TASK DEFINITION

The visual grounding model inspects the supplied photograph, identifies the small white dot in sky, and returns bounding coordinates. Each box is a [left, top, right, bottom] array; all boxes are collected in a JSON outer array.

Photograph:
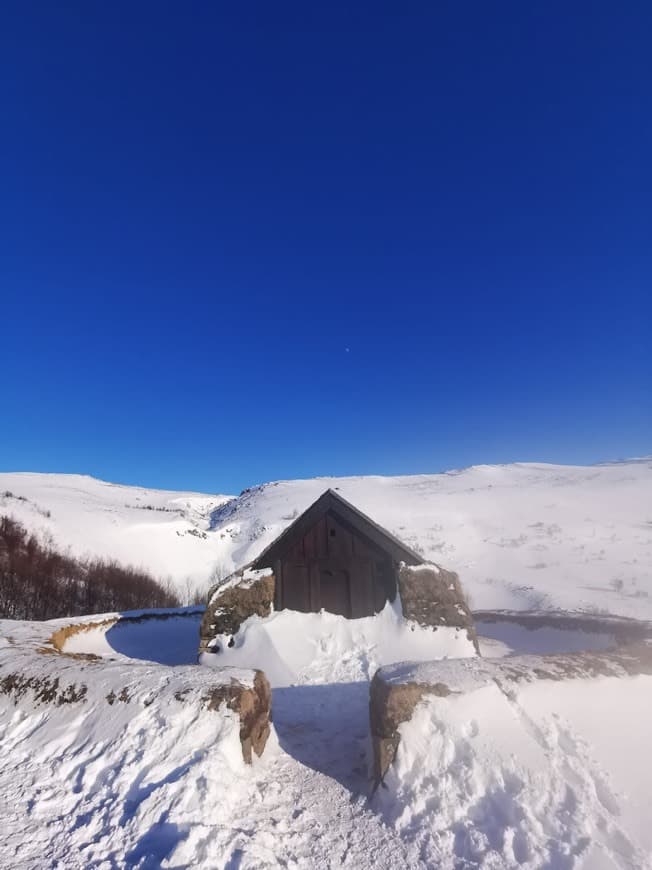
[[345, 347, 350, 353]]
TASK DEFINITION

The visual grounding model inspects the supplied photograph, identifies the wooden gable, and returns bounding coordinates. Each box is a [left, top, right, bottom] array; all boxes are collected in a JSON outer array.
[[250, 489, 423, 618]]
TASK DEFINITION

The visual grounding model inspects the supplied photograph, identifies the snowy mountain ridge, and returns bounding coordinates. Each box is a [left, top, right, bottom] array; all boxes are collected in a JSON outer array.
[[1, 458, 651, 617]]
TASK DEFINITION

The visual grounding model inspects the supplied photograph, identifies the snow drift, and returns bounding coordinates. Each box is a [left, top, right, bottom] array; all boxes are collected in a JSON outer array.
[[374, 655, 652, 869], [200, 603, 478, 688], [0, 615, 272, 868], [2, 607, 651, 867]]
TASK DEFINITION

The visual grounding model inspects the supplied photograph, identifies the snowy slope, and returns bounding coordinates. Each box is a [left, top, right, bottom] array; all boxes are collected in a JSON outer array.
[[210, 461, 652, 618], [0, 614, 395, 868], [2, 459, 652, 615], [0, 473, 232, 590], [0, 615, 266, 869], [379, 666, 652, 868]]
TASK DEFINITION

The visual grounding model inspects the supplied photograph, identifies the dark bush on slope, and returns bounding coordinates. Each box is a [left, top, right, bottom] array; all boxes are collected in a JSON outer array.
[[0, 515, 180, 620]]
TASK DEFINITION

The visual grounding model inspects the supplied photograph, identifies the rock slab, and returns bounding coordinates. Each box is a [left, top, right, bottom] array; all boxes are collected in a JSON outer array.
[[199, 570, 275, 654], [206, 670, 272, 763], [398, 563, 479, 651]]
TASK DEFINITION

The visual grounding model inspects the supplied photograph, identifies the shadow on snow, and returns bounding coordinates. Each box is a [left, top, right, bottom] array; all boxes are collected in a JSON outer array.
[[271, 681, 373, 794], [104, 614, 202, 665]]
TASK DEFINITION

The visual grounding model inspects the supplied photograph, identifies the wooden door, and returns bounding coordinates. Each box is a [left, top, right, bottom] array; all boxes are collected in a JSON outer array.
[[349, 558, 375, 618], [282, 563, 310, 612], [319, 567, 351, 617]]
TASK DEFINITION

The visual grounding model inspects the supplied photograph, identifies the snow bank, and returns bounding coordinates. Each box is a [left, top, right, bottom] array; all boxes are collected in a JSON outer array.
[[200, 603, 477, 687], [0, 617, 272, 868], [378, 672, 652, 868], [476, 618, 617, 656]]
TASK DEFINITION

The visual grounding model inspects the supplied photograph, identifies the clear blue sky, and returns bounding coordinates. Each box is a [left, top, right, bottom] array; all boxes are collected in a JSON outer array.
[[1, 3, 650, 494]]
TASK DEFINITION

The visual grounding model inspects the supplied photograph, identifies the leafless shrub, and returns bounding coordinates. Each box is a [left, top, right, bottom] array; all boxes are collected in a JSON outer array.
[[208, 561, 229, 588], [182, 576, 207, 606], [0, 515, 180, 620]]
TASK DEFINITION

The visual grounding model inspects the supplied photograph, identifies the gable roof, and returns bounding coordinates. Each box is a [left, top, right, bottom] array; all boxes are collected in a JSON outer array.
[[250, 488, 424, 568]]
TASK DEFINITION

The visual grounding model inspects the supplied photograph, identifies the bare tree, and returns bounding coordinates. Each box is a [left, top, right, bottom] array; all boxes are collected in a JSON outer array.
[[208, 560, 230, 589], [182, 576, 208, 606], [0, 515, 181, 620]]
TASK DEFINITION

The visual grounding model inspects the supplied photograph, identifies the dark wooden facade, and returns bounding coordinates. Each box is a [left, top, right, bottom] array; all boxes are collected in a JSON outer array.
[[250, 489, 423, 619]]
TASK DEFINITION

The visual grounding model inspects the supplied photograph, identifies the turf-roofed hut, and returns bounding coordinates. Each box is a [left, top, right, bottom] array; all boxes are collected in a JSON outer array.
[[254, 488, 424, 618], [199, 489, 477, 654]]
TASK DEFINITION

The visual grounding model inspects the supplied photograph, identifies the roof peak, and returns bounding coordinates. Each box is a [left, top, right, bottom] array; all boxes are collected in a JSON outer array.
[[251, 487, 424, 569]]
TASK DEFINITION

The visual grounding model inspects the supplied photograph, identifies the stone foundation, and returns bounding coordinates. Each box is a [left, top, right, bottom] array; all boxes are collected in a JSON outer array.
[[198, 568, 275, 655], [398, 562, 479, 652], [369, 670, 452, 783], [206, 670, 272, 763]]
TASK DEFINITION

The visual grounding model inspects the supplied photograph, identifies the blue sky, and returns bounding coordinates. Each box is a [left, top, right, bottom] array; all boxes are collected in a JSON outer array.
[[1, 3, 650, 494]]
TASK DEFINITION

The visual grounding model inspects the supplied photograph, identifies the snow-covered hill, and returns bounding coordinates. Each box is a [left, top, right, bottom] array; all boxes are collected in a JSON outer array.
[[2, 459, 652, 616], [0, 473, 232, 591]]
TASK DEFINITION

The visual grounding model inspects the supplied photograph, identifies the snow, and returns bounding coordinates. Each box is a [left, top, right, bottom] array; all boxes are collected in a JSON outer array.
[[0, 684, 250, 867], [209, 565, 274, 601], [0, 610, 475, 869], [0, 616, 267, 868], [2, 458, 651, 613], [210, 461, 652, 619], [2, 460, 652, 866], [200, 603, 477, 687], [378, 672, 652, 868], [55, 607, 624, 673], [2, 605, 652, 867], [0, 473, 232, 591], [407, 561, 441, 573]]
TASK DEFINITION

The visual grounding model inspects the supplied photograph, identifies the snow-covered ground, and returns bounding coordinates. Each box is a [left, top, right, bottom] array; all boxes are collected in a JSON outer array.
[[2, 458, 651, 614], [475, 618, 618, 657], [2, 459, 652, 867], [377, 658, 652, 869], [62, 609, 204, 665], [2, 609, 651, 868], [0, 615, 266, 869], [0, 609, 478, 869], [57, 607, 632, 667], [199, 603, 477, 687]]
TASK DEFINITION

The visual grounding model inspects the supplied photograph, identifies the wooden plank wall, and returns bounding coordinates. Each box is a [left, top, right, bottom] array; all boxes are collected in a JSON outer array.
[[277, 510, 396, 617]]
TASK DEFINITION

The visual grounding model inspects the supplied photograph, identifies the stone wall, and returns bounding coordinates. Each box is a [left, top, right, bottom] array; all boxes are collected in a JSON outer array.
[[369, 638, 652, 784], [397, 562, 479, 652], [369, 670, 451, 784], [198, 568, 275, 655], [1, 617, 273, 764], [206, 670, 271, 763]]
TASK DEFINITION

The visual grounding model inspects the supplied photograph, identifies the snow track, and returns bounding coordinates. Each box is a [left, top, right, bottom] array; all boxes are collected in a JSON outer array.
[[2, 607, 652, 867], [380, 674, 652, 868], [176, 682, 419, 868]]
